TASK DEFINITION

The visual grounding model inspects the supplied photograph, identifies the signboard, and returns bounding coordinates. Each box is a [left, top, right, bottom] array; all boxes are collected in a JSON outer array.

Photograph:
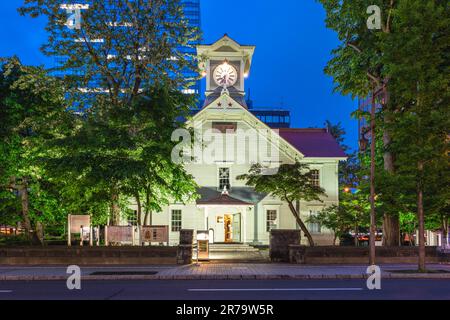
[[67, 214, 91, 246], [69, 215, 90, 234], [141, 226, 169, 243], [106, 226, 133, 244]]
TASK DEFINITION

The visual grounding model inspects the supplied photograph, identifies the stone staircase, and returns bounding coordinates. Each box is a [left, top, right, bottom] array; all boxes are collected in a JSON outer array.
[[209, 243, 260, 252], [196, 243, 269, 262]]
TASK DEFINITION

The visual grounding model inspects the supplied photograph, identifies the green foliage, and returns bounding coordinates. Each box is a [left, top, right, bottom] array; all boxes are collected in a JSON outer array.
[[19, 0, 201, 109], [238, 162, 326, 204], [238, 161, 326, 246], [319, 0, 449, 253], [10, 1, 202, 229], [0, 57, 69, 241]]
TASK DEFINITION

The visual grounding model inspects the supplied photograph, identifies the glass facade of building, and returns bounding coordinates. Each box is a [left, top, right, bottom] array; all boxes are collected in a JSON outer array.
[[180, 0, 202, 96]]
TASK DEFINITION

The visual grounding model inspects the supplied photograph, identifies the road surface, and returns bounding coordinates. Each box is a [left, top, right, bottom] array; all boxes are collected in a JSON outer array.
[[1, 279, 449, 300]]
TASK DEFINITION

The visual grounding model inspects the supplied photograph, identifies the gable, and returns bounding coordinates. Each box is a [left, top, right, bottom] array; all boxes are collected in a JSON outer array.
[[188, 93, 305, 163], [214, 45, 238, 52]]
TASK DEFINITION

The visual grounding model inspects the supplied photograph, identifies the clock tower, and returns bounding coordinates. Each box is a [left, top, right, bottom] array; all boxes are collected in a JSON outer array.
[[197, 35, 255, 108]]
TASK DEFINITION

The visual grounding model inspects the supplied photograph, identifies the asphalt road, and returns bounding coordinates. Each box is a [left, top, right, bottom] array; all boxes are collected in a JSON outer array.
[[0, 279, 450, 300]]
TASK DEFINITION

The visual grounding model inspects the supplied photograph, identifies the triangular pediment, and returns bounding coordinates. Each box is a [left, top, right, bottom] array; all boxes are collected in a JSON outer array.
[[214, 45, 238, 53], [187, 93, 306, 162], [197, 34, 255, 61]]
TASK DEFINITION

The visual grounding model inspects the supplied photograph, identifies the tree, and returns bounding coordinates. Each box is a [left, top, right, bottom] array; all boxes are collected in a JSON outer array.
[[0, 57, 68, 244], [382, 0, 449, 271], [318, 0, 401, 246], [44, 85, 199, 226], [307, 205, 349, 246], [238, 162, 326, 246], [19, 0, 200, 109], [325, 120, 349, 153], [20, 0, 201, 225]]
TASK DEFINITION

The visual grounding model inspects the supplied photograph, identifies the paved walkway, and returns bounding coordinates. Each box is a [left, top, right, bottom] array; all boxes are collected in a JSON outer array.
[[0, 263, 449, 280]]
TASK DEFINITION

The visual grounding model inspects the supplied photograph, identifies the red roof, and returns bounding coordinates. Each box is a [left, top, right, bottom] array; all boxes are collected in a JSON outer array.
[[277, 128, 347, 158], [197, 193, 253, 206]]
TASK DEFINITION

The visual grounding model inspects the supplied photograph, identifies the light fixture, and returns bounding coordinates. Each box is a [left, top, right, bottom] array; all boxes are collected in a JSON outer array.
[[244, 72, 249, 78]]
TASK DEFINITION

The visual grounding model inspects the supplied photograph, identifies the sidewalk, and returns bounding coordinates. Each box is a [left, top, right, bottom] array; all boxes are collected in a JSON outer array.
[[1, 263, 450, 281]]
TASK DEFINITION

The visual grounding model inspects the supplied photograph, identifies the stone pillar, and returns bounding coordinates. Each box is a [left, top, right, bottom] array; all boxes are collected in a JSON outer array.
[[177, 229, 194, 264], [269, 229, 301, 262]]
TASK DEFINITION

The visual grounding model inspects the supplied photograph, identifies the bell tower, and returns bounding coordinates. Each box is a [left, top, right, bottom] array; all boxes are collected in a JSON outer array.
[[197, 35, 255, 108]]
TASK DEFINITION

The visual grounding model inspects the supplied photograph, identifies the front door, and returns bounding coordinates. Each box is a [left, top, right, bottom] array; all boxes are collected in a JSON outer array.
[[224, 215, 233, 243]]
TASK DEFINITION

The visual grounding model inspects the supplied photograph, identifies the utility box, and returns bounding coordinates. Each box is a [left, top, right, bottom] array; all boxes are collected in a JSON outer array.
[[197, 230, 210, 261]]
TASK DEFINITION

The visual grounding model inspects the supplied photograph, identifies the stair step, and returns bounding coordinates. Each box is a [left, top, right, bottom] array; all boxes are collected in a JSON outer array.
[[209, 249, 260, 253]]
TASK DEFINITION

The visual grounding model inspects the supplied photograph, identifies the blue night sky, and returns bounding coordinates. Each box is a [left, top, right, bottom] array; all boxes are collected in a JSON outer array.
[[0, 0, 358, 150]]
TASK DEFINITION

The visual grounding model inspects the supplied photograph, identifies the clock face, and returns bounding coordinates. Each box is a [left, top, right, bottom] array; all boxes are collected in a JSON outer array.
[[213, 63, 238, 87]]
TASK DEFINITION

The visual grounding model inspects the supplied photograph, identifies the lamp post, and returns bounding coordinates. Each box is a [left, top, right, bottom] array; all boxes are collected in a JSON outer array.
[[368, 88, 377, 266]]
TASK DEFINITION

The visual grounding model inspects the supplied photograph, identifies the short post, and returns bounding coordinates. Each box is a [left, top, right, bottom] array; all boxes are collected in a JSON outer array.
[[105, 225, 109, 246], [80, 225, 84, 246], [137, 226, 141, 246], [89, 226, 93, 247]]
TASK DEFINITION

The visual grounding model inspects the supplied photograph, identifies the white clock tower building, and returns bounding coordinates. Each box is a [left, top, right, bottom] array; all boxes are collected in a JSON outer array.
[[197, 34, 255, 108]]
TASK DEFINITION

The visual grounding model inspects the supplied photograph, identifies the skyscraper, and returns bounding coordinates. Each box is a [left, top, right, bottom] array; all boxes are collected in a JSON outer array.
[[180, 0, 202, 96]]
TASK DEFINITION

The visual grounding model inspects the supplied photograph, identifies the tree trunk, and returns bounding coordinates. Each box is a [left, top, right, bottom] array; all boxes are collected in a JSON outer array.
[[35, 221, 44, 245], [110, 190, 121, 226], [135, 193, 142, 226], [18, 179, 33, 240], [17, 178, 43, 245], [442, 216, 448, 245], [143, 187, 152, 226], [417, 161, 426, 272], [382, 213, 400, 246], [287, 201, 315, 246], [382, 93, 400, 246], [354, 222, 359, 247]]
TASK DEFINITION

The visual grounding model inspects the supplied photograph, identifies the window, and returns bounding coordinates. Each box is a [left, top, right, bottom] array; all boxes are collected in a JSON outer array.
[[266, 210, 277, 232], [171, 210, 182, 232], [307, 210, 321, 233], [127, 210, 137, 226], [212, 122, 237, 133], [311, 169, 320, 187], [219, 168, 231, 191]]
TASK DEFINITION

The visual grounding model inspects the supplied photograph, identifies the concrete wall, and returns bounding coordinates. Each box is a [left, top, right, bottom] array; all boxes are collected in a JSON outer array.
[[289, 246, 444, 264], [0, 247, 177, 265]]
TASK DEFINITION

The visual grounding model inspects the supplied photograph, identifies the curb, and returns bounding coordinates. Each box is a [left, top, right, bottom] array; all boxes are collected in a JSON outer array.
[[1, 273, 450, 281]]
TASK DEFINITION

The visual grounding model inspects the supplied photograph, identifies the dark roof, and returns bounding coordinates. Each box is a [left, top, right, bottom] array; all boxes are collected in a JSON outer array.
[[197, 193, 252, 206], [278, 128, 347, 158], [196, 187, 267, 205]]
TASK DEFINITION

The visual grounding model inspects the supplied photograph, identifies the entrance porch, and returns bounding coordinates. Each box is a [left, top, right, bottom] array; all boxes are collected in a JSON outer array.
[[197, 190, 253, 244]]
